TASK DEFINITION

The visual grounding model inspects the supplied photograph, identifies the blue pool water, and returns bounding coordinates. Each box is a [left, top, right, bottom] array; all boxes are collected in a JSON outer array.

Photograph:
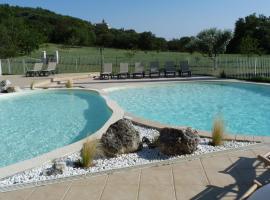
[[0, 90, 112, 167], [109, 82, 270, 136]]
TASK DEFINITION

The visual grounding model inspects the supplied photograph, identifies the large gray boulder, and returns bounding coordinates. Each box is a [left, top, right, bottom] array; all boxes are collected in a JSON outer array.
[[101, 119, 142, 157], [158, 127, 200, 156]]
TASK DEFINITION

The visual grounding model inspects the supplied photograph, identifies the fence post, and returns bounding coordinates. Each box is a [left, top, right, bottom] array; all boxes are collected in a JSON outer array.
[[43, 51, 46, 64], [75, 58, 78, 72], [8, 59, 11, 74], [55, 50, 59, 64], [99, 48, 104, 73], [0, 59, 2, 76], [22, 59, 26, 74], [254, 58, 257, 76]]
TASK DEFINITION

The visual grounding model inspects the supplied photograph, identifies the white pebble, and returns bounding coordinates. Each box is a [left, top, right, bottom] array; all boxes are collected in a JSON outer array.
[[0, 125, 254, 188]]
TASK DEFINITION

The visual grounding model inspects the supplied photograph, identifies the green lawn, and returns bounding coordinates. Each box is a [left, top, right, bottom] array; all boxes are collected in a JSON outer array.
[[1, 43, 270, 77]]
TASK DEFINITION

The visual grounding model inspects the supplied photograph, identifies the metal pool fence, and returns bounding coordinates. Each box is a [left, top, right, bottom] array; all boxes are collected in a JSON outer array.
[[1, 55, 270, 79]]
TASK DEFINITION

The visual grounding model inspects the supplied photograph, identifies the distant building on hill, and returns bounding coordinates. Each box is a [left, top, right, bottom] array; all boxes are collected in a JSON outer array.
[[94, 19, 111, 29]]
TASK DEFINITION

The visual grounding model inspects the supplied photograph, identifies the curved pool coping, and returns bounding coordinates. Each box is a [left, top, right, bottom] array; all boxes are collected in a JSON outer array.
[[102, 79, 270, 143], [0, 88, 124, 179]]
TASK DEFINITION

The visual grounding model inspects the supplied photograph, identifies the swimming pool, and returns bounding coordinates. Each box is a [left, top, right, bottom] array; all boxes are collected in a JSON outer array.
[[109, 81, 270, 136], [0, 90, 112, 168]]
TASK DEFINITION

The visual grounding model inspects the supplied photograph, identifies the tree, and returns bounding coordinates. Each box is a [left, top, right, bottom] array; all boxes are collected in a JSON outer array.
[[196, 28, 232, 58], [17, 28, 41, 55], [0, 16, 41, 57], [152, 37, 168, 51], [0, 24, 16, 58], [227, 14, 270, 54], [194, 28, 232, 68], [138, 32, 154, 50], [239, 35, 261, 56], [167, 37, 192, 52], [185, 36, 197, 54]]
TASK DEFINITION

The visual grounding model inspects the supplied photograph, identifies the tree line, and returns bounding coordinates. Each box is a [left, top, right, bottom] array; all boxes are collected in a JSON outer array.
[[0, 4, 269, 58]]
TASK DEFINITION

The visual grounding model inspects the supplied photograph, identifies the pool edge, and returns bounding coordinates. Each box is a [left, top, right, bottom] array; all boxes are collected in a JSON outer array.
[[125, 111, 269, 144], [104, 78, 270, 142], [0, 88, 124, 180]]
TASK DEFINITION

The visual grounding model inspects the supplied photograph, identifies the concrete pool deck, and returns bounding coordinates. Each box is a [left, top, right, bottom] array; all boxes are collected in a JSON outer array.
[[0, 74, 270, 199], [0, 144, 269, 200]]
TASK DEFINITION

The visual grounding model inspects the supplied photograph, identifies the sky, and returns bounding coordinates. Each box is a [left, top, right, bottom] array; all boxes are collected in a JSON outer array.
[[1, 0, 270, 40]]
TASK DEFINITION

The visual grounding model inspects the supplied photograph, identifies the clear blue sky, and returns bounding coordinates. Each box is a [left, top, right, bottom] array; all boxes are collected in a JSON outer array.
[[1, 0, 270, 39]]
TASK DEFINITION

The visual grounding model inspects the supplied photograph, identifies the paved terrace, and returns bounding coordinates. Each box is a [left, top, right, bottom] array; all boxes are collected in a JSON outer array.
[[0, 74, 269, 199], [0, 73, 216, 89], [0, 73, 94, 88], [0, 144, 269, 200]]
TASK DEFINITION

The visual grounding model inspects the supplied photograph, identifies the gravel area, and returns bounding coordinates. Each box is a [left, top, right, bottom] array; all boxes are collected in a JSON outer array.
[[0, 125, 254, 187]]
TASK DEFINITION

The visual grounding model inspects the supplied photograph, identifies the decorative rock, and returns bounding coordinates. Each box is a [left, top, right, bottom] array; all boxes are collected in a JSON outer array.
[[0, 80, 11, 92], [6, 86, 21, 93], [142, 136, 159, 149], [41, 160, 66, 176], [142, 136, 151, 146], [41, 168, 54, 176], [53, 160, 66, 172], [101, 119, 142, 156], [158, 127, 200, 156]]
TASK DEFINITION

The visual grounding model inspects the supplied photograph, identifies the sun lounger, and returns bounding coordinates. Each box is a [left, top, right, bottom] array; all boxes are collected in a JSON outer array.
[[240, 151, 270, 199], [100, 63, 113, 79], [240, 180, 263, 200], [149, 61, 160, 78], [258, 152, 270, 167], [26, 63, 43, 77], [179, 61, 192, 77], [132, 62, 145, 78], [40, 62, 57, 76], [164, 61, 176, 77], [117, 63, 129, 79]]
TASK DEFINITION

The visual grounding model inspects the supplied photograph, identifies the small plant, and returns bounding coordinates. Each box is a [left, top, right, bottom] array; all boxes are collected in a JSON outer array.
[[211, 116, 225, 146], [219, 70, 226, 78], [30, 81, 35, 90], [65, 79, 73, 88], [80, 140, 99, 168]]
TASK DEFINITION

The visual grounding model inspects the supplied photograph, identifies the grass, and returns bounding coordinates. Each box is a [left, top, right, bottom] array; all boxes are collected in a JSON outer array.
[[65, 79, 73, 88], [80, 140, 99, 168], [211, 116, 225, 146], [2, 43, 270, 77]]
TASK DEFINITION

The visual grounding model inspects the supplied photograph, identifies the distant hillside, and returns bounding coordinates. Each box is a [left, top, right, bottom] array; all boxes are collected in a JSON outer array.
[[0, 4, 269, 59], [0, 4, 170, 58]]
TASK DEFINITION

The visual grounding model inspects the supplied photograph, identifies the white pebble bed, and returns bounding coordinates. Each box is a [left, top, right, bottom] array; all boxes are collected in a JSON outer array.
[[0, 125, 254, 187]]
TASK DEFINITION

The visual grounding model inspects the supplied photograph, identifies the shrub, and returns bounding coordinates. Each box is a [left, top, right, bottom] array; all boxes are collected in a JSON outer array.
[[65, 79, 73, 88], [248, 77, 270, 83], [219, 70, 226, 78], [30, 81, 35, 90], [80, 140, 99, 168], [211, 116, 225, 146]]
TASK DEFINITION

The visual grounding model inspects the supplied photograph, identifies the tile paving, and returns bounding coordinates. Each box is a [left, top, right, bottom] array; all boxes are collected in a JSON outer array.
[[0, 144, 269, 200]]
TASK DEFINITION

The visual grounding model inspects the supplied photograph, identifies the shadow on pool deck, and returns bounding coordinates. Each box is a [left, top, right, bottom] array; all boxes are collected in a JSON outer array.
[[191, 156, 270, 200]]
